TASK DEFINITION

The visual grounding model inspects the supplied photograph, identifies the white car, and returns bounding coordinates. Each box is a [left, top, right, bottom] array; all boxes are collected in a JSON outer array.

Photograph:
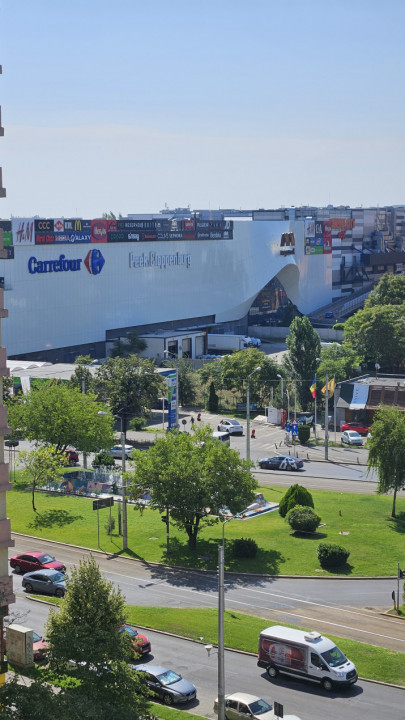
[[214, 692, 301, 720], [107, 445, 134, 460], [217, 419, 243, 435], [341, 430, 363, 446]]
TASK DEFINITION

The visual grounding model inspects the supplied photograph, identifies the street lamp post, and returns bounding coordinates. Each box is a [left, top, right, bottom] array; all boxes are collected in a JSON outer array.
[[246, 366, 261, 462], [324, 371, 329, 462], [98, 410, 128, 551]]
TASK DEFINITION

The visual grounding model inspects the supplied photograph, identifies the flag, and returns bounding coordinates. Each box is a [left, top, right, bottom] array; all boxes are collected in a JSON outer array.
[[310, 378, 317, 398], [321, 378, 336, 395]]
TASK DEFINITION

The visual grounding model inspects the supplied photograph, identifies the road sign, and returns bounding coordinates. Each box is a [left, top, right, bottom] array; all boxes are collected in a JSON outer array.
[[285, 421, 291, 432], [93, 496, 114, 510], [274, 701, 283, 718], [291, 422, 298, 437]]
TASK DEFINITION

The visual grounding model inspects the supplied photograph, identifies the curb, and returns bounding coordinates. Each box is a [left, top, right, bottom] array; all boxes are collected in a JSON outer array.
[[10, 532, 397, 580]]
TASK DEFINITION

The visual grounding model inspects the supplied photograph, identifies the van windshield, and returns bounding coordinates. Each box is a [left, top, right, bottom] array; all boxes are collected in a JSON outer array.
[[321, 646, 347, 668]]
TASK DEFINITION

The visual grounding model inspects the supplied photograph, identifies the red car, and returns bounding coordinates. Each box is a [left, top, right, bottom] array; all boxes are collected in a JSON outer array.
[[64, 449, 79, 466], [119, 624, 151, 657], [340, 422, 370, 436], [9, 552, 66, 575]]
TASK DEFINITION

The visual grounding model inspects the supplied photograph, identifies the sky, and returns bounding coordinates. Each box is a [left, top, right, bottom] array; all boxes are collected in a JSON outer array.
[[0, 0, 404, 218]]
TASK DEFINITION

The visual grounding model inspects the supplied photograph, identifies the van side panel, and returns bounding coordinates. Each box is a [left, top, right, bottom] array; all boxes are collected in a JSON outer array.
[[259, 636, 308, 673]]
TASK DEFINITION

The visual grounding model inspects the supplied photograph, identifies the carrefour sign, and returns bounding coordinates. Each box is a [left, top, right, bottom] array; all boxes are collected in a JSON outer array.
[[28, 249, 105, 275]]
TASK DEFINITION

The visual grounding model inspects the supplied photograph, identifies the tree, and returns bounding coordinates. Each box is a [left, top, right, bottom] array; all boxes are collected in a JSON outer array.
[[367, 405, 405, 518], [317, 343, 363, 385], [8, 382, 114, 455], [279, 484, 314, 518], [161, 357, 197, 406], [110, 331, 147, 358], [365, 273, 405, 308], [69, 354, 96, 393], [201, 349, 280, 407], [208, 381, 219, 412], [95, 356, 164, 436], [129, 427, 257, 550], [285, 317, 321, 410], [44, 555, 150, 720], [18, 445, 66, 512], [344, 305, 405, 369]]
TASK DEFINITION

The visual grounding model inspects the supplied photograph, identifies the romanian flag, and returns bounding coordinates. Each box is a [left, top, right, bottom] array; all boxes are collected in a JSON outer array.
[[310, 378, 317, 398], [321, 378, 336, 395]]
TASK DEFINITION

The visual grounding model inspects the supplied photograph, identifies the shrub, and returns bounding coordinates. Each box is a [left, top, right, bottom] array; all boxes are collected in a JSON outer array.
[[104, 516, 116, 535], [287, 505, 321, 533], [298, 424, 311, 444], [279, 484, 314, 518], [92, 451, 115, 468], [317, 543, 350, 569], [130, 417, 147, 431], [232, 537, 258, 559]]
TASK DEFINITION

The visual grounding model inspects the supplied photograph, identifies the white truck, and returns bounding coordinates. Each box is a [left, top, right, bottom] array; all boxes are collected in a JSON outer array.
[[257, 625, 357, 691], [207, 334, 261, 353]]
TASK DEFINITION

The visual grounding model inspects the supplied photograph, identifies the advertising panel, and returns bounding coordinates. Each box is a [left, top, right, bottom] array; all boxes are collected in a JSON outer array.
[[304, 219, 315, 237], [35, 219, 54, 233], [315, 221, 323, 236], [36, 234, 55, 244], [323, 236, 332, 253], [160, 369, 178, 430], [0, 220, 12, 245], [12, 218, 35, 246], [54, 232, 91, 243], [91, 219, 108, 243], [108, 231, 140, 243]]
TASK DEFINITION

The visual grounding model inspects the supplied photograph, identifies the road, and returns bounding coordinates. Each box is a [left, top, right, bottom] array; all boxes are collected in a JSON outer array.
[[10, 536, 405, 652]]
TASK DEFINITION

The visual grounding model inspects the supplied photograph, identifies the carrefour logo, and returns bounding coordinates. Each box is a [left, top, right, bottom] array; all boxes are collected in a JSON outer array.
[[28, 250, 105, 276]]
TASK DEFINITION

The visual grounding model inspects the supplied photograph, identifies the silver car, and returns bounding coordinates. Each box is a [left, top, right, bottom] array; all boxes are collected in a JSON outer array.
[[22, 568, 66, 597], [107, 445, 134, 460], [341, 430, 363, 446]]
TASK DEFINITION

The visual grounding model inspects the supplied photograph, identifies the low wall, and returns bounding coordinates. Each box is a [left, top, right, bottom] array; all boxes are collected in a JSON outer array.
[[249, 325, 344, 342]]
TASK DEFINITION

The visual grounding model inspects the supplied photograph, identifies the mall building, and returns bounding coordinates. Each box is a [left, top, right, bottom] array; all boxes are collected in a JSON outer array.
[[0, 205, 403, 363]]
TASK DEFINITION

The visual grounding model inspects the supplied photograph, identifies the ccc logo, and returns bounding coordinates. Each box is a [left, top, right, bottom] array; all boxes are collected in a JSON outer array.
[[37, 221, 52, 231]]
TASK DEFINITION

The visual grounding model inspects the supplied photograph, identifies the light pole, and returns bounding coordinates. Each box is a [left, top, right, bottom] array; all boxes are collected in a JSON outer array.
[[163, 349, 179, 430], [324, 371, 329, 462], [246, 366, 261, 462], [314, 357, 321, 442], [98, 410, 128, 551]]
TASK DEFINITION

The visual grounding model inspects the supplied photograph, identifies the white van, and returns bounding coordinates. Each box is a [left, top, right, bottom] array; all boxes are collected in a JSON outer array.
[[258, 625, 357, 691]]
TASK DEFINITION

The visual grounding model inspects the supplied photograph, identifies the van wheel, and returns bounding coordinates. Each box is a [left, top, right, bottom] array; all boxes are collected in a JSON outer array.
[[322, 678, 333, 692], [266, 665, 278, 678]]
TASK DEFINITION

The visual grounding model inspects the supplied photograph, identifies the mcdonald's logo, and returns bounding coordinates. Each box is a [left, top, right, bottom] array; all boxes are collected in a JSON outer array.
[[74, 220, 82, 231]]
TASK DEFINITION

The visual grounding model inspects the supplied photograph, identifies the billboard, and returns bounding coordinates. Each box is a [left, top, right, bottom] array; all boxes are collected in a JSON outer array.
[[12, 218, 35, 245]]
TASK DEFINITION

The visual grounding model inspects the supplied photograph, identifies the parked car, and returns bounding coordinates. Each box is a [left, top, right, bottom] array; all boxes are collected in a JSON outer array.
[[63, 449, 79, 466], [258, 456, 303, 471], [107, 445, 134, 460], [3, 628, 49, 662], [214, 693, 275, 720], [133, 664, 197, 705], [297, 415, 314, 426], [153, 397, 169, 410], [119, 624, 151, 656], [340, 421, 370, 436], [10, 551, 66, 575], [341, 430, 363, 446], [217, 419, 243, 435], [22, 568, 67, 597]]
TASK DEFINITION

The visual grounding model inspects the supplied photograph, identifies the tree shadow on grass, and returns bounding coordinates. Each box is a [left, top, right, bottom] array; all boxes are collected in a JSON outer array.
[[386, 512, 405, 535], [28, 509, 84, 530], [290, 531, 328, 540]]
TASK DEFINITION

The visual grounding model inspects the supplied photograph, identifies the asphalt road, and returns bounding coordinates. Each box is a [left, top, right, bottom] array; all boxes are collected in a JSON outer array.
[[10, 536, 405, 652]]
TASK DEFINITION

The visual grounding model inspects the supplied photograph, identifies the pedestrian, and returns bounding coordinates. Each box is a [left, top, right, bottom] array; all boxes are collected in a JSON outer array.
[[191, 416, 195, 429]]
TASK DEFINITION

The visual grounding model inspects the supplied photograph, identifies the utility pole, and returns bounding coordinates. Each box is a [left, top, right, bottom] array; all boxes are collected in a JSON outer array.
[[325, 372, 329, 461], [246, 366, 261, 461]]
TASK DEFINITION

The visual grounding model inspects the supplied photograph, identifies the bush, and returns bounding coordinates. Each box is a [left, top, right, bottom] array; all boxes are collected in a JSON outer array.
[[287, 505, 321, 533], [130, 417, 147, 431], [279, 484, 314, 518], [298, 424, 311, 444], [92, 451, 115, 468], [317, 543, 350, 569], [232, 537, 258, 559]]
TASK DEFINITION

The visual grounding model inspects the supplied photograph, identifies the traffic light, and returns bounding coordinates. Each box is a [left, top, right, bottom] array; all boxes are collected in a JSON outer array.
[[161, 515, 169, 525]]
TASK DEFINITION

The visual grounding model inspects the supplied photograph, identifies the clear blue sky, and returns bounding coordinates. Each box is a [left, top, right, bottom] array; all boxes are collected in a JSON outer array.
[[1, 0, 404, 217]]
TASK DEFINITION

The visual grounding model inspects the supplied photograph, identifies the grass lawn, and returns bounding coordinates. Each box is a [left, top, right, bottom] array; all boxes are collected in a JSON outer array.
[[9, 472, 405, 576]]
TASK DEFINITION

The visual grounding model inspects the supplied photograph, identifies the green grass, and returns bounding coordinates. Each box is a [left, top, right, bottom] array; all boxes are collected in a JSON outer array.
[[9, 471, 405, 576]]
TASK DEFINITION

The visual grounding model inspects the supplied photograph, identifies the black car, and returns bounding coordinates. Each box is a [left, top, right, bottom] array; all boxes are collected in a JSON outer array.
[[258, 455, 303, 471], [133, 664, 197, 706]]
